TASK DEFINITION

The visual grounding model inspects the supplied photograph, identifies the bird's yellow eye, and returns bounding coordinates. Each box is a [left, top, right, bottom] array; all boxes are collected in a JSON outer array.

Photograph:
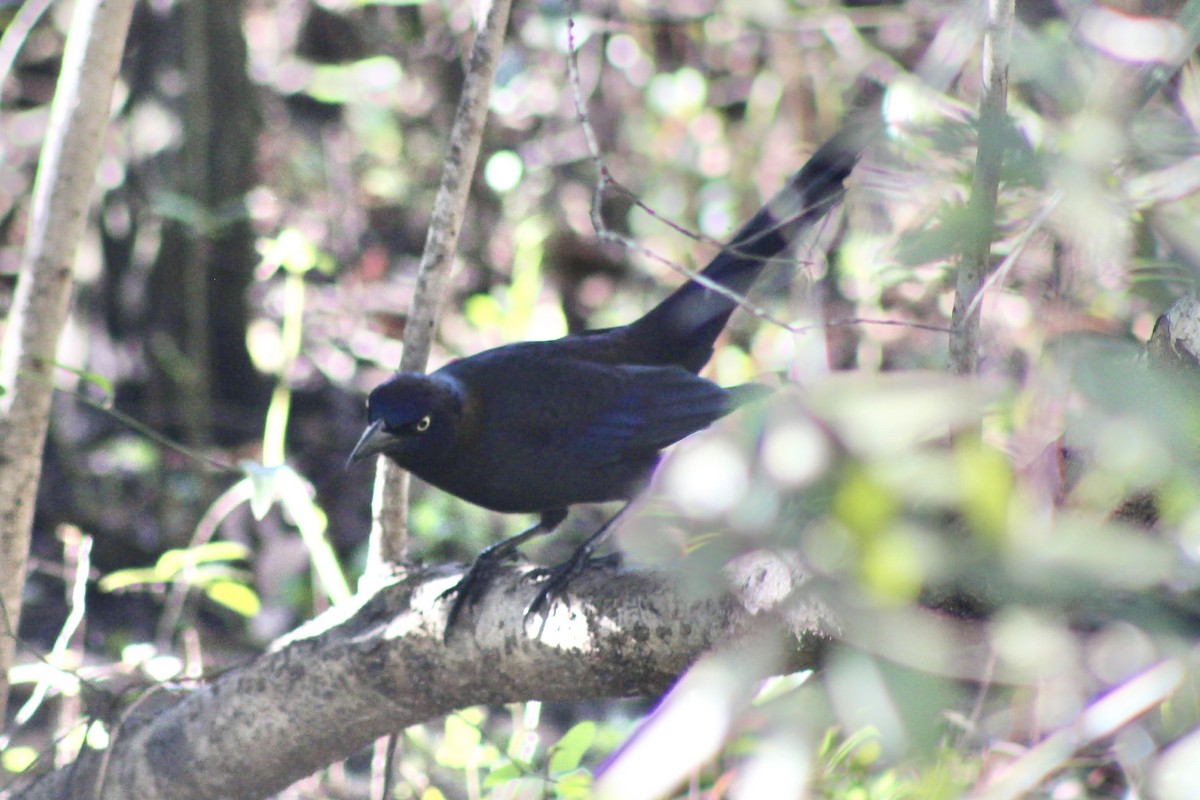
[[416, 415, 432, 432]]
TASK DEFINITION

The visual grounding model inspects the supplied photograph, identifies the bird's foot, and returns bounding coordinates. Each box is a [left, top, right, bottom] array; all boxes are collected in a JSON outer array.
[[440, 553, 504, 642], [439, 517, 560, 642], [525, 505, 631, 624], [526, 551, 622, 583], [525, 550, 623, 620]]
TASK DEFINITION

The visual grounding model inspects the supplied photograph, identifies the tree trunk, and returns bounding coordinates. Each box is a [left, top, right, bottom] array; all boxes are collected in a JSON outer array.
[[0, 0, 137, 729]]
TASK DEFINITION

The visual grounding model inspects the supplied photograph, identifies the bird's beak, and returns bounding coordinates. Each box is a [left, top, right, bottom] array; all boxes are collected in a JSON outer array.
[[346, 419, 394, 467]]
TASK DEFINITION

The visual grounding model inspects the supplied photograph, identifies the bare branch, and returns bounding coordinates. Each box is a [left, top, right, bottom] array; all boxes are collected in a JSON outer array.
[[366, 0, 517, 572], [0, 0, 136, 726], [948, 0, 1014, 375], [14, 558, 831, 800]]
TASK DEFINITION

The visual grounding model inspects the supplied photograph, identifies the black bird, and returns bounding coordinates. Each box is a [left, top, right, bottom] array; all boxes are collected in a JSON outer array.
[[350, 119, 874, 632]]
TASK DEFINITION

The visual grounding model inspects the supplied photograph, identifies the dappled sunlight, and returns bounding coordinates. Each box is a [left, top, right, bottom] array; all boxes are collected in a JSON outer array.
[[6, 0, 1200, 795]]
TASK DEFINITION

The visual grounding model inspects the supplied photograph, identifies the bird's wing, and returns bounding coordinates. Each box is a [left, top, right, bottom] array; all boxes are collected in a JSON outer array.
[[573, 365, 733, 466]]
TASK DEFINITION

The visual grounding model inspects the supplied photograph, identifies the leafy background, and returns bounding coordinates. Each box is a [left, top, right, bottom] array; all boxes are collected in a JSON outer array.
[[4, 0, 1200, 797]]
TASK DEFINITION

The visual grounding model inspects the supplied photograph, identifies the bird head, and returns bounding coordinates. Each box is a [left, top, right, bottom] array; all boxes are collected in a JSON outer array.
[[347, 373, 463, 468]]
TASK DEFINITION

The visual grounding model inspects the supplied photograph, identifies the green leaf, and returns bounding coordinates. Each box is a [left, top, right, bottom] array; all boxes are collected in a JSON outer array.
[[437, 709, 484, 769], [188, 541, 251, 565], [261, 228, 319, 276], [827, 726, 882, 770], [102, 543, 250, 592], [204, 580, 262, 617], [33, 359, 115, 405], [306, 56, 403, 105], [893, 204, 974, 267], [188, 564, 254, 587], [96, 436, 158, 473], [834, 468, 897, 540], [955, 438, 1014, 541], [548, 721, 595, 775], [752, 670, 813, 705], [155, 548, 189, 580], [98, 567, 162, 592], [239, 465, 280, 521], [483, 762, 521, 788], [2, 745, 39, 773], [861, 527, 924, 602], [553, 769, 593, 799], [464, 293, 502, 331]]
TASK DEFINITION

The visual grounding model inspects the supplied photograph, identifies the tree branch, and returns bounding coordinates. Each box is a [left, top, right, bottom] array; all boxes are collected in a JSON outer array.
[[0, 0, 136, 726], [948, 0, 1014, 375], [366, 0, 516, 570], [15, 556, 831, 800]]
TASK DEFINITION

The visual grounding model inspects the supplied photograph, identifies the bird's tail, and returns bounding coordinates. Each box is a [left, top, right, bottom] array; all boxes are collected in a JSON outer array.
[[628, 109, 881, 372]]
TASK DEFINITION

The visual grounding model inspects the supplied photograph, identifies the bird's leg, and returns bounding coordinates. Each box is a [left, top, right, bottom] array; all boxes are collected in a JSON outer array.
[[442, 508, 568, 640], [526, 503, 631, 619]]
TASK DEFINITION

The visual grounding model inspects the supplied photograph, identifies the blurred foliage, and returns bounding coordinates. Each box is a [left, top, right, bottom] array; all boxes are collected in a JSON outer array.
[[100, 541, 261, 618], [5, 0, 1200, 797]]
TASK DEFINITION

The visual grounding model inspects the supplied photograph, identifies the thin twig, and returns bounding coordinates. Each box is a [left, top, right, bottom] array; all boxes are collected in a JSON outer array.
[[14, 527, 91, 730], [156, 479, 255, 648], [948, 0, 1014, 375], [69, 391, 237, 475], [0, 0, 55, 112], [969, 660, 1184, 800], [366, 0, 517, 573], [380, 732, 400, 800], [565, 11, 922, 339], [962, 191, 1061, 321]]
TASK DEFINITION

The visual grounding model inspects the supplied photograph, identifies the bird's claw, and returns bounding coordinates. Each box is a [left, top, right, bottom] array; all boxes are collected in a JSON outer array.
[[441, 556, 501, 642], [524, 551, 623, 621], [524, 569, 569, 622], [439, 519, 560, 642]]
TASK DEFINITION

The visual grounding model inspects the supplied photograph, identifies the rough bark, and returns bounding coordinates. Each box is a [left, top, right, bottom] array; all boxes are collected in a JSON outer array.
[[0, 0, 136, 727], [14, 556, 831, 800]]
